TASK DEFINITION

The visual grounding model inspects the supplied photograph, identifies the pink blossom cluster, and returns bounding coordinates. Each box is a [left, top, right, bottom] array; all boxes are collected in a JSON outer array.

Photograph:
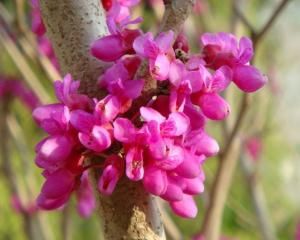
[[0, 76, 40, 110], [32, 75, 97, 217], [33, 0, 267, 218]]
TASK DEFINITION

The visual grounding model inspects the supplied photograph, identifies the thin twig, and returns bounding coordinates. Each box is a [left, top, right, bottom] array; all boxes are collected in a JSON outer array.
[[158, 201, 183, 240], [240, 154, 277, 240], [0, 4, 61, 82], [233, 3, 256, 34], [200, 1, 291, 239], [0, 28, 51, 103], [62, 204, 72, 240], [0, 98, 34, 240], [254, 0, 291, 46]]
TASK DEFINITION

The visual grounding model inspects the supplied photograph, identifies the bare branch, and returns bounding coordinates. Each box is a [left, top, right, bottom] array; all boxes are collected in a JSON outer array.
[[0, 28, 51, 104], [254, 0, 291, 46], [160, 0, 195, 36], [200, 1, 291, 239]]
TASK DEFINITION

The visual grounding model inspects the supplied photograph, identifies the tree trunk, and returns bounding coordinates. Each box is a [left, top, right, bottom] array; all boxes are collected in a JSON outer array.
[[39, 1, 165, 239]]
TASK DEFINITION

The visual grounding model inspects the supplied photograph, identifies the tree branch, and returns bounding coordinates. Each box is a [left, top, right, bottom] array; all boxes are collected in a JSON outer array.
[[200, 1, 291, 239], [240, 155, 277, 240], [40, 0, 195, 239], [160, 0, 195, 35]]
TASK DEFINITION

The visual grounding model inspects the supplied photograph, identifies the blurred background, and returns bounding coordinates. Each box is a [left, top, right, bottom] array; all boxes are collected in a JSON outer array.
[[0, 0, 299, 239]]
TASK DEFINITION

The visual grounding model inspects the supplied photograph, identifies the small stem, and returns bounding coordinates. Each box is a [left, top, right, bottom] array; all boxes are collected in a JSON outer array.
[[201, 137, 242, 240], [0, 98, 34, 240], [0, 27, 51, 103], [240, 155, 278, 240], [158, 201, 183, 240], [254, 0, 291, 46], [200, 1, 291, 239], [61, 204, 72, 240]]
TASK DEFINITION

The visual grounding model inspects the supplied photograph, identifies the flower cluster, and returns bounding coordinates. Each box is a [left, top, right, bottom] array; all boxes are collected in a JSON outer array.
[[32, 75, 99, 217], [33, 0, 267, 218]]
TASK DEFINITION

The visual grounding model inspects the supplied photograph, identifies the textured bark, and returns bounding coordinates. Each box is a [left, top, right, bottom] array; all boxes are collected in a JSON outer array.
[[40, 0, 108, 98], [160, 0, 195, 35], [40, 1, 165, 239]]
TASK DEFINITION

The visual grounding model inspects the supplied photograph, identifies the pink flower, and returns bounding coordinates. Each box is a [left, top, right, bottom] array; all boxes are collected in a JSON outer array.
[[170, 194, 198, 218], [100, 60, 144, 112], [184, 129, 219, 157], [30, 0, 46, 36], [54, 74, 92, 110], [140, 107, 190, 138], [169, 59, 204, 112], [91, 29, 141, 62], [98, 155, 124, 195], [113, 118, 149, 180], [37, 169, 75, 210], [191, 65, 232, 120], [0, 77, 40, 110], [201, 32, 267, 92], [76, 172, 96, 218], [37, 36, 59, 70], [133, 31, 175, 80], [245, 136, 262, 162], [106, 0, 141, 33], [35, 135, 73, 172], [70, 110, 112, 153], [201, 32, 253, 69], [173, 32, 190, 53], [233, 65, 268, 93]]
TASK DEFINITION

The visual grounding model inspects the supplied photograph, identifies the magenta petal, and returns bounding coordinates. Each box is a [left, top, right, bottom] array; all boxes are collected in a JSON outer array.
[[233, 65, 268, 93], [174, 150, 201, 178], [98, 165, 119, 195], [38, 135, 72, 162], [37, 192, 70, 210], [156, 144, 184, 170], [140, 107, 165, 123], [70, 110, 95, 133], [184, 71, 203, 93], [143, 167, 167, 196], [133, 32, 154, 57], [123, 79, 144, 99], [126, 147, 144, 181], [41, 169, 74, 199], [96, 95, 120, 122], [155, 30, 174, 53], [33, 104, 64, 125], [210, 66, 232, 92], [91, 35, 124, 62], [113, 118, 136, 143], [184, 130, 219, 157], [151, 54, 170, 81], [167, 112, 190, 136], [183, 104, 206, 130], [76, 173, 95, 218], [238, 37, 253, 64], [183, 175, 205, 195], [161, 182, 183, 202], [170, 194, 198, 218], [169, 60, 185, 87], [79, 126, 111, 152], [198, 93, 230, 120]]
